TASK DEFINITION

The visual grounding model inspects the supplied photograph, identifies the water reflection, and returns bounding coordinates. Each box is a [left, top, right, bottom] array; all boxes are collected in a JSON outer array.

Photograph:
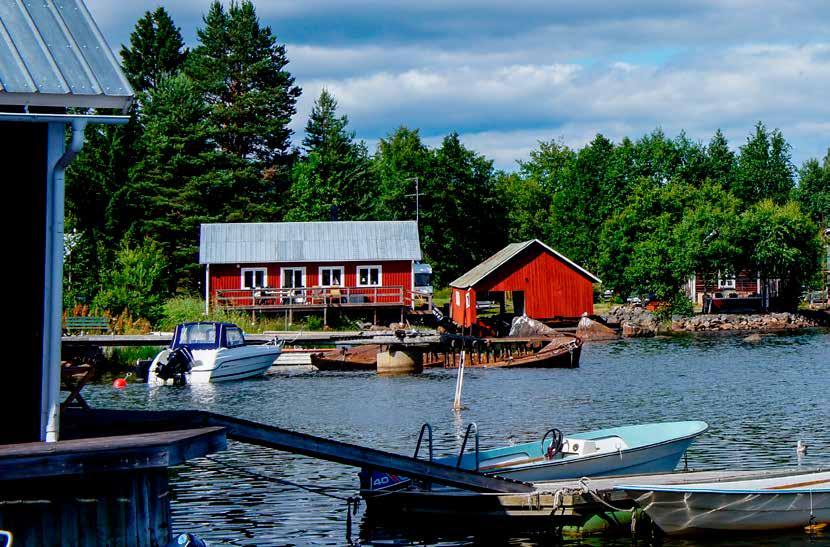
[[85, 331, 830, 546]]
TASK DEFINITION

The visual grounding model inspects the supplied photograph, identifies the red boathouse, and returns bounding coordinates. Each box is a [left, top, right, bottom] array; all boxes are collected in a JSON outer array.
[[200, 221, 424, 323], [449, 239, 601, 328]]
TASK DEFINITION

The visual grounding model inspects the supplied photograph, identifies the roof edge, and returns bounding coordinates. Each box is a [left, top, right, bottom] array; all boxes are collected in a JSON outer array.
[[449, 239, 601, 288]]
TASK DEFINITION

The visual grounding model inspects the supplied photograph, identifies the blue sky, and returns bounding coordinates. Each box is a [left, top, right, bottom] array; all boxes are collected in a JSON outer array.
[[87, 0, 830, 170]]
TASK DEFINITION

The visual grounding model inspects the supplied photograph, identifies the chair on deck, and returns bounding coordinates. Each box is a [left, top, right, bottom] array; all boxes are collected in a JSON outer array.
[[60, 362, 95, 410]]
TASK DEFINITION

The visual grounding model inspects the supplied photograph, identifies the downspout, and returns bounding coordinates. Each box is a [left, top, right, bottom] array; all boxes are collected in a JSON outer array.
[[42, 119, 88, 442], [205, 264, 210, 315]]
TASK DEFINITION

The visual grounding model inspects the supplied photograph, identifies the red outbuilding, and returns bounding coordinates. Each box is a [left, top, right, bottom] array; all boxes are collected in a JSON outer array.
[[449, 239, 600, 327]]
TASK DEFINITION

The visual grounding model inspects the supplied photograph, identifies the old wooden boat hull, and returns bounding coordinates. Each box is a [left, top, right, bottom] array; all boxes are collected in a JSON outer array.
[[618, 470, 830, 534], [311, 344, 380, 371]]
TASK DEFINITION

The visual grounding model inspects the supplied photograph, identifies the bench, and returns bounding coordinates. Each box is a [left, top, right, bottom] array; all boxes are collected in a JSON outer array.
[[65, 316, 110, 334]]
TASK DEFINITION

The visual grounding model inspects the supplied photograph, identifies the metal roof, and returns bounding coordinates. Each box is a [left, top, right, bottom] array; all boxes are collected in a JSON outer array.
[[200, 221, 423, 264], [0, 0, 133, 111], [450, 239, 601, 288]]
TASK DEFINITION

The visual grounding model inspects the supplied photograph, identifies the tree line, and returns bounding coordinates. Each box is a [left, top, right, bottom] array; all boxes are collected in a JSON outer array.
[[65, 2, 829, 321]]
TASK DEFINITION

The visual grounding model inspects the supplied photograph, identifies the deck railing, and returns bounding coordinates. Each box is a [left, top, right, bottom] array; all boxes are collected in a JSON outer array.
[[215, 286, 430, 310]]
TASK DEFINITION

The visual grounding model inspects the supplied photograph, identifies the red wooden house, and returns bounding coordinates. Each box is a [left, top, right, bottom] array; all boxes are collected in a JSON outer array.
[[449, 239, 601, 327], [200, 221, 423, 322]]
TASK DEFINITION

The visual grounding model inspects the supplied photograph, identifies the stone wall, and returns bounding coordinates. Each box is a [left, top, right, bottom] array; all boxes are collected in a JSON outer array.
[[603, 305, 818, 337]]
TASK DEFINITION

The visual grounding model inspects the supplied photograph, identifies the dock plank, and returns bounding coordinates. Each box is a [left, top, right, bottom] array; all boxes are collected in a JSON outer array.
[[0, 427, 226, 480]]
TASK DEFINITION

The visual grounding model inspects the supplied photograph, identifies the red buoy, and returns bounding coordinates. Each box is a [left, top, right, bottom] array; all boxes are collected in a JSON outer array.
[[113, 378, 127, 389]]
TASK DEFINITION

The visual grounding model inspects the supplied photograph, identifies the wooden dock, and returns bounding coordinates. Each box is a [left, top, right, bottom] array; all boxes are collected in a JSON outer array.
[[60, 329, 428, 347], [363, 468, 824, 531], [0, 427, 226, 546]]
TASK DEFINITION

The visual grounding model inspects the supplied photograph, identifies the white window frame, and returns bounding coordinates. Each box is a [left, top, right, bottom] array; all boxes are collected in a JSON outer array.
[[718, 272, 736, 289], [280, 267, 307, 289], [241, 267, 268, 289], [318, 266, 345, 287], [356, 264, 382, 287]]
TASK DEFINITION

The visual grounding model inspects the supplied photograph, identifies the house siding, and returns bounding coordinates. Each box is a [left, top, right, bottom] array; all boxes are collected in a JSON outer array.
[[208, 260, 412, 302]]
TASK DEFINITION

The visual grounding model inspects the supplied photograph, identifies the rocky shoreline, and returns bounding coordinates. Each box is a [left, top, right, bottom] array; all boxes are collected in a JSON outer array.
[[600, 305, 821, 338]]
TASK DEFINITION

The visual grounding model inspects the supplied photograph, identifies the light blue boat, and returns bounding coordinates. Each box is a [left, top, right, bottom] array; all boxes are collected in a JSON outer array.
[[363, 421, 708, 491]]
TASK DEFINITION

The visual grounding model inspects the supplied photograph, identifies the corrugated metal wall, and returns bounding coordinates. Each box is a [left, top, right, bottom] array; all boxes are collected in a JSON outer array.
[[451, 247, 594, 326]]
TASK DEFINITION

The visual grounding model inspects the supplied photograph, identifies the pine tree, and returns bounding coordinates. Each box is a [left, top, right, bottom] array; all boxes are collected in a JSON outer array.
[[285, 90, 373, 221], [116, 74, 221, 292], [187, 0, 301, 166], [120, 7, 187, 93]]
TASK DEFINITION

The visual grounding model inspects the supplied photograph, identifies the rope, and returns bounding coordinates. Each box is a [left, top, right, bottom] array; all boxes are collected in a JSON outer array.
[[202, 456, 361, 545], [578, 477, 636, 513]]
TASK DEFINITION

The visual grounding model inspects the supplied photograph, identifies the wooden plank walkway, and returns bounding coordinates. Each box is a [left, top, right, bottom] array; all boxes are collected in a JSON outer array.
[[0, 427, 226, 481], [62, 408, 534, 494]]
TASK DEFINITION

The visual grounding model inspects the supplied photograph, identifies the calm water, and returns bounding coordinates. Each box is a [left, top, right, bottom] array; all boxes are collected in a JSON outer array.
[[85, 331, 830, 546]]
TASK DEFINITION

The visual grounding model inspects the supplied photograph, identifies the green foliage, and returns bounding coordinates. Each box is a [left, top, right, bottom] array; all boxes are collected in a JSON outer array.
[[736, 200, 822, 304], [120, 7, 187, 92], [285, 90, 374, 221], [421, 133, 507, 285], [186, 0, 301, 167], [92, 240, 168, 322], [371, 126, 431, 221], [796, 150, 830, 227], [733, 122, 795, 205]]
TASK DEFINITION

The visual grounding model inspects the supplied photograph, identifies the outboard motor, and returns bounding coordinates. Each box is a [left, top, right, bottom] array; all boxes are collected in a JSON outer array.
[[155, 347, 193, 386]]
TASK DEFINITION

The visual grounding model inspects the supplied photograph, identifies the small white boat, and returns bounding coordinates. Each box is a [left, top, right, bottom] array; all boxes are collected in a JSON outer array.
[[364, 421, 708, 491], [149, 322, 282, 385], [617, 469, 830, 534]]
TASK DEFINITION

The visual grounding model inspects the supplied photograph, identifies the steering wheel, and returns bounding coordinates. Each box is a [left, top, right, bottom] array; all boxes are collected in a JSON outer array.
[[541, 428, 564, 459]]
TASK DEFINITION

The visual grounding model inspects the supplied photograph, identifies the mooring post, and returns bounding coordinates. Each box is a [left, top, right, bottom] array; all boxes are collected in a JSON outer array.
[[452, 350, 466, 410]]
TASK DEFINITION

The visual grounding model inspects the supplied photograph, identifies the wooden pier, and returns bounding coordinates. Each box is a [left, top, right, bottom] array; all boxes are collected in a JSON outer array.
[[0, 428, 226, 546]]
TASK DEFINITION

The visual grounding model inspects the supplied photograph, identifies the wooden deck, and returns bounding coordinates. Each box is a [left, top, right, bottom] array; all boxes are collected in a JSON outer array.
[[215, 286, 431, 312], [0, 427, 226, 480]]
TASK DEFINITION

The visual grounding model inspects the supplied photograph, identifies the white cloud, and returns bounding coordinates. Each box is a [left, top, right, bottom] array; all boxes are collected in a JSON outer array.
[[290, 43, 829, 168]]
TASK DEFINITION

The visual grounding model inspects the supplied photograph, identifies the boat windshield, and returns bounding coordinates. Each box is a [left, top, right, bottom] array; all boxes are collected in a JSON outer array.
[[177, 324, 217, 347]]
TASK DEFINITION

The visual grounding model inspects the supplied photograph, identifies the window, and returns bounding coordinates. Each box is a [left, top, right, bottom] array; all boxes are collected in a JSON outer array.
[[281, 267, 306, 289], [718, 272, 736, 289], [357, 265, 382, 287], [414, 273, 432, 288], [225, 327, 244, 348], [179, 323, 216, 345], [241, 268, 267, 289], [318, 266, 344, 287]]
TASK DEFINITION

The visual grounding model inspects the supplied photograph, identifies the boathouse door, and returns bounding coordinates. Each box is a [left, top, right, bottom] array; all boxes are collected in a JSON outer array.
[[513, 291, 525, 316]]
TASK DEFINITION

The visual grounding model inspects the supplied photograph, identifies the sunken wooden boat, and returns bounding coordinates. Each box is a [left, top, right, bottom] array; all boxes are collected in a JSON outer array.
[[311, 344, 381, 371], [440, 333, 583, 369], [310, 333, 583, 371]]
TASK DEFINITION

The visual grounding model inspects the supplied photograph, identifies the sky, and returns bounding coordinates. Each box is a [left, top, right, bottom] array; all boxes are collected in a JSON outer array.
[[87, 0, 830, 170]]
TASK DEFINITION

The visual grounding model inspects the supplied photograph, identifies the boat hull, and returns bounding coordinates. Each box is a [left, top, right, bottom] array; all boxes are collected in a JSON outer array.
[[190, 346, 281, 383], [493, 435, 696, 482], [621, 470, 830, 534], [149, 345, 281, 384]]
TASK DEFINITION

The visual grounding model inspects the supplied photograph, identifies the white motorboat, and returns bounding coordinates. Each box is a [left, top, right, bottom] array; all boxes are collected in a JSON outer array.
[[149, 322, 283, 385], [617, 469, 830, 534], [364, 421, 708, 491]]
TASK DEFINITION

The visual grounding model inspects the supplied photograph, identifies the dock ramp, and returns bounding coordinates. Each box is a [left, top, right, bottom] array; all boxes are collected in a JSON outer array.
[[62, 409, 534, 494]]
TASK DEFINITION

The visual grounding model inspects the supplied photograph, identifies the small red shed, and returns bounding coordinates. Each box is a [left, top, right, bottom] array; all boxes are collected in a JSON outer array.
[[449, 239, 600, 327]]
